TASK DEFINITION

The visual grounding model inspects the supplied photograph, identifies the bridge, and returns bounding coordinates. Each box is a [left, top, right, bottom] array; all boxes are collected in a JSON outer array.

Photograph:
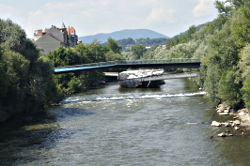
[[54, 58, 201, 74]]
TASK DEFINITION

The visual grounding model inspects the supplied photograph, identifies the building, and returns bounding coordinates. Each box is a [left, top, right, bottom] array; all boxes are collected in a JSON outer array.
[[33, 24, 79, 54], [66, 26, 78, 47]]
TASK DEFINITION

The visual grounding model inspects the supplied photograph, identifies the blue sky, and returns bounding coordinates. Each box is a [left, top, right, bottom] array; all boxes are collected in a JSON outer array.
[[0, 0, 218, 38]]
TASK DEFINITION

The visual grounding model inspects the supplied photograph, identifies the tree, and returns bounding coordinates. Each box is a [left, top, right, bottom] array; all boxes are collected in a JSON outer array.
[[107, 38, 121, 54], [242, 77, 250, 109], [215, 0, 232, 15], [231, 5, 250, 48], [105, 51, 124, 61], [131, 44, 147, 59], [87, 42, 108, 62], [219, 70, 242, 107], [0, 19, 59, 122], [46, 47, 83, 67], [239, 44, 250, 79], [204, 63, 222, 102], [187, 26, 196, 38]]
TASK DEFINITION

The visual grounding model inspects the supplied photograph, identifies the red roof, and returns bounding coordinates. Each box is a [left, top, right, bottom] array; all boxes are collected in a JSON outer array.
[[67, 26, 76, 35]]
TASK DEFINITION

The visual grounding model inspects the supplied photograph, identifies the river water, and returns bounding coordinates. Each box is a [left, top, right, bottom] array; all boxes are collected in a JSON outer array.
[[0, 79, 250, 166]]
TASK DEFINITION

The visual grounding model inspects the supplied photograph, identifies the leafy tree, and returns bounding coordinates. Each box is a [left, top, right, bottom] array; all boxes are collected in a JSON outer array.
[[219, 70, 242, 107], [107, 38, 121, 54], [227, 0, 246, 8], [87, 42, 108, 62], [45, 47, 83, 67], [204, 63, 222, 102], [67, 77, 83, 94], [0, 19, 39, 62], [215, 0, 233, 15], [131, 44, 147, 59], [0, 19, 59, 122], [105, 51, 124, 61], [242, 77, 250, 109], [168, 25, 198, 47], [187, 26, 196, 38], [43, 41, 122, 95], [231, 5, 250, 47], [116, 37, 169, 50], [239, 44, 250, 79], [145, 0, 250, 110]]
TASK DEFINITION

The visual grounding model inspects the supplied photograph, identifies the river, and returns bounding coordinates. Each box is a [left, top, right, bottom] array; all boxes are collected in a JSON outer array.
[[0, 78, 250, 166]]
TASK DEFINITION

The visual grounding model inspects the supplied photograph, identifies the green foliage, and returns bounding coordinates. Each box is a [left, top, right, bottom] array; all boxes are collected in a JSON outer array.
[[107, 38, 121, 54], [155, 40, 200, 59], [116, 38, 135, 49], [45, 47, 84, 67], [227, 0, 246, 8], [87, 42, 108, 62], [219, 70, 242, 107], [116, 37, 168, 50], [0, 19, 26, 52], [200, 20, 240, 104], [67, 77, 82, 94], [105, 51, 124, 61], [231, 5, 250, 47], [168, 25, 198, 47], [0, 19, 39, 62], [204, 63, 222, 102], [215, 0, 233, 15], [242, 77, 250, 109], [239, 44, 250, 79], [146, 0, 250, 109], [0, 19, 60, 122], [43, 41, 122, 94], [131, 45, 147, 59]]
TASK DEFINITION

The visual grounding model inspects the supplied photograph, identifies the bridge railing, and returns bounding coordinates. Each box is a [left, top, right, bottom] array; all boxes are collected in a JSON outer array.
[[55, 58, 201, 69]]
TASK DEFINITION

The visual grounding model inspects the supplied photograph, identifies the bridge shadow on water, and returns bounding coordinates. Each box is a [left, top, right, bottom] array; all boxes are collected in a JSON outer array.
[[0, 107, 93, 166], [118, 86, 163, 93]]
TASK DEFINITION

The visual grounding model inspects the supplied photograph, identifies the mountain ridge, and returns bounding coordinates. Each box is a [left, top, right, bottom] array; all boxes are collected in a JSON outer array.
[[79, 29, 169, 44]]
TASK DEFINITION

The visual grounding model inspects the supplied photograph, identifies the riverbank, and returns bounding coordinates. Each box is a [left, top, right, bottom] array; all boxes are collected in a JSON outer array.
[[211, 103, 250, 137], [236, 109, 250, 130]]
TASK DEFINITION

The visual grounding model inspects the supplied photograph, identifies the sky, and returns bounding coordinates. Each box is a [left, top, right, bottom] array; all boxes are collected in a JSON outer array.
[[0, 0, 218, 38]]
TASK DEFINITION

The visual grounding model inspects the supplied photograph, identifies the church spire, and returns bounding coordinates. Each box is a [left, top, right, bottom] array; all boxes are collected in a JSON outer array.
[[62, 22, 66, 29]]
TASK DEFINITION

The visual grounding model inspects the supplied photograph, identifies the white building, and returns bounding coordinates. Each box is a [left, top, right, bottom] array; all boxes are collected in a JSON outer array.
[[33, 24, 79, 54]]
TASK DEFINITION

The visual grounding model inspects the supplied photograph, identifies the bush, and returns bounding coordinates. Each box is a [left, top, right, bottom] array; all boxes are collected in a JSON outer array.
[[219, 70, 242, 108], [0, 19, 59, 122], [242, 77, 250, 109]]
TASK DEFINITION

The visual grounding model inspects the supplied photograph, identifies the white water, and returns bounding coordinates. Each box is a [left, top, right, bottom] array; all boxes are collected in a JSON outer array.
[[61, 92, 207, 104]]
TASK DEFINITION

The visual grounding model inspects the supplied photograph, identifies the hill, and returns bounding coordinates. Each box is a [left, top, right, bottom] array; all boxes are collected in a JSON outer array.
[[79, 29, 168, 44]]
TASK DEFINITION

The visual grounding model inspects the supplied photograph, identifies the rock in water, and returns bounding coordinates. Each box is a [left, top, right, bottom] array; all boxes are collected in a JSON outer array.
[[234, 126, 240, 130], [217, 132, 233, 137], [218, 132, 227, 137], [211, 121, 221, 127], [233, 120, 241, 126]]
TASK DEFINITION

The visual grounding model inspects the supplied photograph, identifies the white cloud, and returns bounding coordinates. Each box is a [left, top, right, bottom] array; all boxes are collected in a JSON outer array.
[[192, 0, 216, 18], [146, 8, 176, 24]]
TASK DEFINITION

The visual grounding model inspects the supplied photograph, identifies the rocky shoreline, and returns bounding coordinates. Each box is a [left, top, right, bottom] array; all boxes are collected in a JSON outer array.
[[211, 103, 250, 137]]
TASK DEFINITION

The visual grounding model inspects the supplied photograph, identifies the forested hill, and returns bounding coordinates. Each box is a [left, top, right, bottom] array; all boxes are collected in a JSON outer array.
[[79, 29, 168, 44], [145, 0, 250, 110]]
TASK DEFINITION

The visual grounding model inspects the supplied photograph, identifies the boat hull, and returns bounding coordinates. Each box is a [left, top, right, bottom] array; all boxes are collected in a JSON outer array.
[[119, 79, 165, 88]]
